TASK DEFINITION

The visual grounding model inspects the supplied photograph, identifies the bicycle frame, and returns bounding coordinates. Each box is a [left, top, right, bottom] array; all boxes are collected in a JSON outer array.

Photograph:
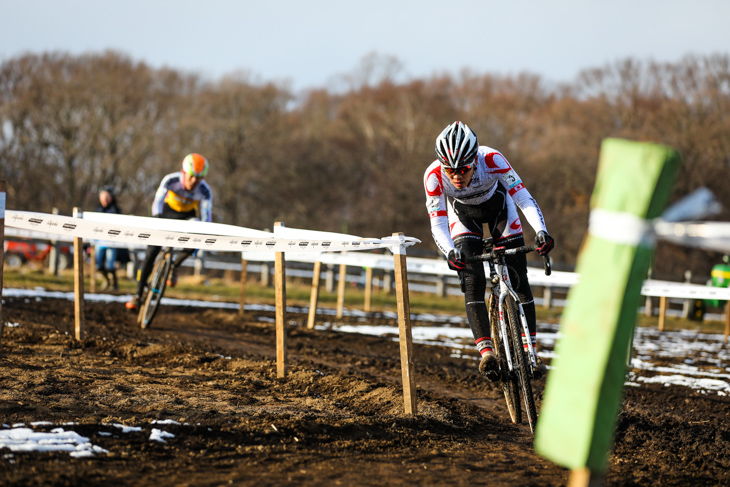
[[490, 259, 537, 375], [467, 241, 550, 433]]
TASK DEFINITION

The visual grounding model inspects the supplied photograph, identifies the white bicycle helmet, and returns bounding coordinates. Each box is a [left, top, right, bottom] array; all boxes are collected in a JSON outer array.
[[435, 121, 479, 169]]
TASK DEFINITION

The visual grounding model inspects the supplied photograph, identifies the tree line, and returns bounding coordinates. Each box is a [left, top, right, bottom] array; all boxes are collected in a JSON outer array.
[[1, 51, 729, 281]]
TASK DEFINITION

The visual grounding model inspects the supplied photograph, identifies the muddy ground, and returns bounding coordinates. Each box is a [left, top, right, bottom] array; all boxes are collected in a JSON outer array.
[[1, 295, 729, 486]]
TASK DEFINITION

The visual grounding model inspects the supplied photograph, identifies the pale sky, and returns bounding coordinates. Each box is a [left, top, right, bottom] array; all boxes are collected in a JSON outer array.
[[2, 0, 729, 92]]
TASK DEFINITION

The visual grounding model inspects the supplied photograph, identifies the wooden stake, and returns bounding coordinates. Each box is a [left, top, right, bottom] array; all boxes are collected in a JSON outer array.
[[0, 181, 5, 342], [568, 468, 604, 487], [274, 222, 287, 378], [239, 255, 248, 316], [307, 261, 322, 329], [72, 207, 85, 341], [543, 286, 553, 309], [364, 267, 373, 313], [48, 207, 60, 276], [393, 232, 416, 415], [89, 245, 96, 294], [658, 295, 667, 332], [336, 263, 346, 318], [644, 295, 653, 317]]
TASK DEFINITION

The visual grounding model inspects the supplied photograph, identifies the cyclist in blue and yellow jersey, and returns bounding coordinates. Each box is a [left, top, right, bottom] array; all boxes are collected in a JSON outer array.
[[126, 153, 213, 311], [424, 122, 553, 382]]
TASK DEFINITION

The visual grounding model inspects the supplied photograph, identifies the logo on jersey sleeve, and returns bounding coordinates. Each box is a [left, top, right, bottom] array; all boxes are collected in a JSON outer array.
[[424, 167, 444, 197], [484, 153, 512, 173], [426, 195, 447, 218], [501, 168, 524, 195]]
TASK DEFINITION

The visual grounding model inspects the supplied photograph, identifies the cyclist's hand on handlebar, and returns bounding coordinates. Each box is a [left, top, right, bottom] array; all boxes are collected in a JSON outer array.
[[447, 249, 467, 272], [535, 231, 554, 256]]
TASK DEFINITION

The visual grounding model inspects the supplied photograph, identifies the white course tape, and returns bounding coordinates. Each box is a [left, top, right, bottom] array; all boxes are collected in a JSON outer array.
[[588, 208, 655, 247], [84, 212, 274, 238], [5, 210, 419, 254]]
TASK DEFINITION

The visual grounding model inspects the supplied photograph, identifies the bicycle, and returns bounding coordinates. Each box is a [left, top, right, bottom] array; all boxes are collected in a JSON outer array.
[[137, 247, 175, 329], [465, 238, 551, 434]]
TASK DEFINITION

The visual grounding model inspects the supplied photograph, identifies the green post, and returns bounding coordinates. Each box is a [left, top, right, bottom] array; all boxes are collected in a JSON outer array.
[[534, 139, 680, 474]]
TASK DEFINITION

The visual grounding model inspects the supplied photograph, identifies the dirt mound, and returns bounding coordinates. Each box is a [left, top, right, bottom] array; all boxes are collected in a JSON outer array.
[[1, 296, 728, 486]]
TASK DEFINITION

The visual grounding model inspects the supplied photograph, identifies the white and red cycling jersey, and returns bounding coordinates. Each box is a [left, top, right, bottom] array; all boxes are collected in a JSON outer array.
[[424, 146, 547, 256], [151, 171, 213, 222]]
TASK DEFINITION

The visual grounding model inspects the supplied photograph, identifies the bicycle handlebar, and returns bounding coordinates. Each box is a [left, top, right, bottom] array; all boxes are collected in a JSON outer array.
[[466, 244, 552, 276]]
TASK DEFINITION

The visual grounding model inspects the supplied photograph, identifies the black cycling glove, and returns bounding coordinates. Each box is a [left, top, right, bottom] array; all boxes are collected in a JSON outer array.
[[535, 231, 555, 256], [447, 248, 467, 272]]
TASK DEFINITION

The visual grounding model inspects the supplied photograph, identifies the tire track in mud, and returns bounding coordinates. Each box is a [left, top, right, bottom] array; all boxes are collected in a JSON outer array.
[[142, 307, 538, 435]]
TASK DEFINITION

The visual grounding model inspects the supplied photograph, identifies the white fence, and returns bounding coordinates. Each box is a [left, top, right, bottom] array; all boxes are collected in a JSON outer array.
[[6, 220, 730, 306]]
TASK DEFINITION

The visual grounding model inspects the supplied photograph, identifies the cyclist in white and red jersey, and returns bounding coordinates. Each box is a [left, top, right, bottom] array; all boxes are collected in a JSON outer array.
[[126, 153, 213, 311], [424, 121, 554, 381]]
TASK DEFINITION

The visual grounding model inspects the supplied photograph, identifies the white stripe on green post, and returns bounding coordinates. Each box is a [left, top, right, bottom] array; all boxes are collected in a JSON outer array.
[[534, 138, 680, 476]]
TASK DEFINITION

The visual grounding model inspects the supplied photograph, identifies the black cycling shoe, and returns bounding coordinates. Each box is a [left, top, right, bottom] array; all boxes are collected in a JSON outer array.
[[533, 355, 547, 380], [479, 352, 500, 382]]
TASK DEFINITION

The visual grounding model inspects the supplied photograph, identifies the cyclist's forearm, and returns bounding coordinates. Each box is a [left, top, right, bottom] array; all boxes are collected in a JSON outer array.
[[513, 190, 548, 234], [430, 216, 454, 256]]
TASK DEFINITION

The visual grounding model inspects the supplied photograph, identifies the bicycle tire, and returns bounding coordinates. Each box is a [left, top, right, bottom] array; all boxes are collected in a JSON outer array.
[[139, 251, 173, 329], [489, 295, 521, 424], [504, 295, 538, 434]]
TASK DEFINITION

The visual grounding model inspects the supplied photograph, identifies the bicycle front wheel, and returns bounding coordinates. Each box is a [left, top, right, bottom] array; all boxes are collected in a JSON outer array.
[[139, 252, 173, 329], [490, 295, 521, 425], [504, 295, 538, 434]]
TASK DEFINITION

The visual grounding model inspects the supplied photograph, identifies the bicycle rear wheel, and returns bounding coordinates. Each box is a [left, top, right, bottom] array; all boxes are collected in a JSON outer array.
[[504, 295, 538, 433], [139, 252, 173, 329], [489, 295, 521, 425]]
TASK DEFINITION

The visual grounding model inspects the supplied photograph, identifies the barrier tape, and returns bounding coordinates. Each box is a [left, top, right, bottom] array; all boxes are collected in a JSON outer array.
[[5, 210, 419, 254], [588, 208, 654, 247]]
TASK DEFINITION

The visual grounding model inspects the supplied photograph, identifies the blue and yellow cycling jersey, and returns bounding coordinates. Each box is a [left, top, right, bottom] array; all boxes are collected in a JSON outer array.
[[151, 172, 213, 222]]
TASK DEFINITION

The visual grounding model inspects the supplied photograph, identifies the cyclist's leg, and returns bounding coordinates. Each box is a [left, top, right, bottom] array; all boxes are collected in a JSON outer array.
[[135, 245, 162, 296], [166, 248, 194, 286], [172, 248, 195, 268], [450, 198, 498, 379]]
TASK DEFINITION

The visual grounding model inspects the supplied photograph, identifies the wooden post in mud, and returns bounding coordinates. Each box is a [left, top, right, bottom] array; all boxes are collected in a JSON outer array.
[[48, 207, 61, 276], [274, 222, 287, 378], [0, 181, 5, 342], [89, 245, 97, 294], [543, 286, 553, 309], [336, 263, 346, 318], [364, 267, 373, 313], [307, 261, 322, 329], [568, 468, 604, 487], [658, 295, 667, 332], [72, 208, 85, 341], [239, 255, 248, 316], [392, 232, 416, 415]]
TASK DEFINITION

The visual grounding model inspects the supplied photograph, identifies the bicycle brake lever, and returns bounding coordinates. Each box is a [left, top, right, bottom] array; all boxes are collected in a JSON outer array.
[[543, 255, 552, 276]]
